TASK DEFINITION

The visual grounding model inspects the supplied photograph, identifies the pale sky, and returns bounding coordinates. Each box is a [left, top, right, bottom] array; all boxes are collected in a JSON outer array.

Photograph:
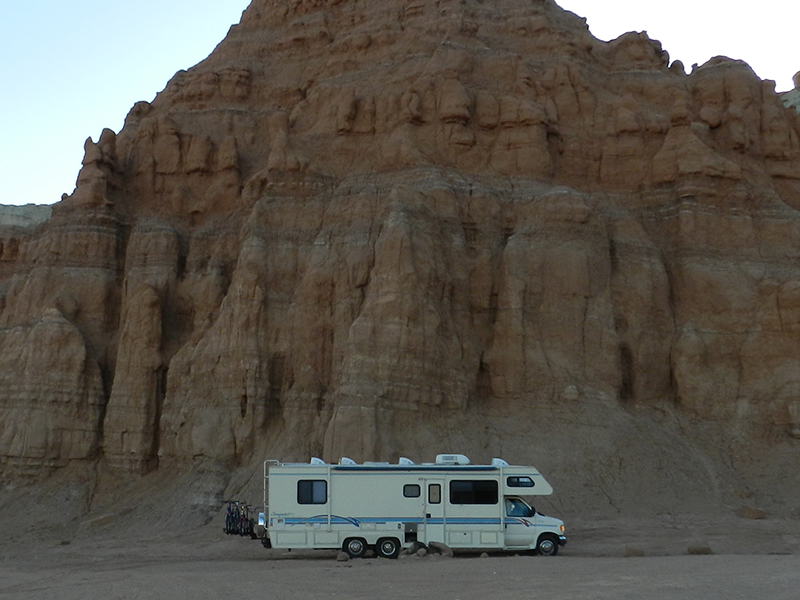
[[1, 1, 798, 207]]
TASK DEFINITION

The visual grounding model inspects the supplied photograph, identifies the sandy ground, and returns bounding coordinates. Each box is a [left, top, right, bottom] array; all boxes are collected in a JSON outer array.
[[2, 514, 799, 600]]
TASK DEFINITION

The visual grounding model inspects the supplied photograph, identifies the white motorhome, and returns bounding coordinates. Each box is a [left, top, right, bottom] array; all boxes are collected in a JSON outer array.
[[257, 454, 567, 558]]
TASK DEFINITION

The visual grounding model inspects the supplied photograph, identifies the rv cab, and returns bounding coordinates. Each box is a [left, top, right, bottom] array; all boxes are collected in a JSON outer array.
[[502, 496, 565, 552]]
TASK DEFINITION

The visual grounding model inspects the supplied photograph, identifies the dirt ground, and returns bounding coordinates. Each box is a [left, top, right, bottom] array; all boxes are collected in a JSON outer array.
[[2, 512, 799, 600], [2, 452, 799, 600]]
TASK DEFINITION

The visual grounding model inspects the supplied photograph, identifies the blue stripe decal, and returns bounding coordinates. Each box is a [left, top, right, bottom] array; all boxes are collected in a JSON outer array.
[[279, 516, 505, 526], [331, 466, 498, 472], [505, 518, 533, 527]]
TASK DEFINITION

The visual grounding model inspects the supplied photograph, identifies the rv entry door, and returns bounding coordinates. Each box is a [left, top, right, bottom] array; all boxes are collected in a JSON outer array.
[[423, 479, 445, 543]]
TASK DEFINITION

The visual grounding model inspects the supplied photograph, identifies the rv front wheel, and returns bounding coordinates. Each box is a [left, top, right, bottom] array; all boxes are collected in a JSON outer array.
[[536, 534, 558, 556], [344, 537, 367, 558], [376, 537, 401, 559]]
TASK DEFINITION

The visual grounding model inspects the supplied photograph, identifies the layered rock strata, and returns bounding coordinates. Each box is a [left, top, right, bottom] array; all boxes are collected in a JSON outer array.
[[2, 0, 800, 498]]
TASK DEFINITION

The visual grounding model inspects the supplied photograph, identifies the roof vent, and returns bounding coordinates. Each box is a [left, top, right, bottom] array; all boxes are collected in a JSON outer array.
[[491, 458, 509, 467], [310, 457, 326, 465], [339, 457, 357, 465], [435, 453, 470, 465], [398, 457, 415, 465]]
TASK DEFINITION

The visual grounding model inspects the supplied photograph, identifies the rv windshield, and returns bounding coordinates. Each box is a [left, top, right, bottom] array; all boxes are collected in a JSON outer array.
[[505, 497, 535, 518]]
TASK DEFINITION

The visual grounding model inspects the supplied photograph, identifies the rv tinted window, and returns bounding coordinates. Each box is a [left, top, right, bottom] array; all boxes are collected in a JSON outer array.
[[403, 484, 421, 498], [450, 480, 498, 505], [297, 480, 327, 504], [428, 484, 441, 504], [507, 476, 535, 488]]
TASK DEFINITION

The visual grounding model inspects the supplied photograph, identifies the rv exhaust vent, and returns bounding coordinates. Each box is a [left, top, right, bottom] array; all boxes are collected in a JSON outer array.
[[398, 457, 415, 465], [339, 457, 357, 465], [435, 453, 470, 465], [491, 458, 509, 467], [310, 457, 326, 465]]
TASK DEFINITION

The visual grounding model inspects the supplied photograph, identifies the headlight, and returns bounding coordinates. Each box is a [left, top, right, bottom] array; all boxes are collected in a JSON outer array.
[[560, 525, 565, 533]]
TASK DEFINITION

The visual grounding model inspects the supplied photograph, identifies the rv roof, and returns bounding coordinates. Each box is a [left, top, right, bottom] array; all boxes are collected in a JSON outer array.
[[269, 458, 532, 471]]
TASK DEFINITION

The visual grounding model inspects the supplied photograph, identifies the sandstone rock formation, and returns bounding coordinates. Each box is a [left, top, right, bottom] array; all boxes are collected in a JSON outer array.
[[2, 0, 800, 515], [782, 72, 800, 113]]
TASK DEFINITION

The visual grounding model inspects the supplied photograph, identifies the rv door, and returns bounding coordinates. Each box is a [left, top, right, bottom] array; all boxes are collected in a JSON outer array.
[[423, 479, 445, 543], [503, 497, 536, 548]]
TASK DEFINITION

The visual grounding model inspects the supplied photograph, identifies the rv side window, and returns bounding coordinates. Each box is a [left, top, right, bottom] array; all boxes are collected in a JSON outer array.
[[428, 484, 441, 504], [404, 484, 421, 498], [507, 476, 535, 488], [297, 480, 327, 504], [450, 480, 498, 505]]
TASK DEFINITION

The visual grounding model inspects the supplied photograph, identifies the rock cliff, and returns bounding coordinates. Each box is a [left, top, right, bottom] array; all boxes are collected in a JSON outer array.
[[3, 0, 800, 516], [782, 72, 800, 113]]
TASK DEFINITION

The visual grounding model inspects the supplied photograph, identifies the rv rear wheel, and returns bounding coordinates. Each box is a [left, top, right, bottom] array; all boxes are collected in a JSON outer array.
[[376, 537, 401, 559], [344, 537, 367, 558], [536, 534, 558, 556]]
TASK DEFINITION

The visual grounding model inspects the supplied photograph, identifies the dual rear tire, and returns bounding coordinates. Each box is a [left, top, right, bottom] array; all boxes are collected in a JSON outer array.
[[376, 537, 401, 559], [343, 537, 401, 559], [344, 537, 367, 558]]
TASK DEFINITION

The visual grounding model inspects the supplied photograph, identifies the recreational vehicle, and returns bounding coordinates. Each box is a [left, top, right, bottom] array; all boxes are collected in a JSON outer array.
[[257, 454, 567, 557]]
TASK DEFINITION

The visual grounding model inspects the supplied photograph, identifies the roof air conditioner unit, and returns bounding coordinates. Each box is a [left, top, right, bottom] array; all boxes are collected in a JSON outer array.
[[435, 453, 470, 465]]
